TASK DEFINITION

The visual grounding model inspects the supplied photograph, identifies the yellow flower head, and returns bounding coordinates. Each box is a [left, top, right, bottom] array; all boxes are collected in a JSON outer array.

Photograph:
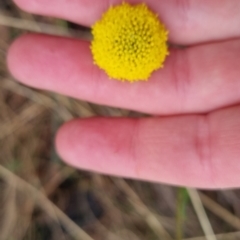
[[91, 2, 169, 82]]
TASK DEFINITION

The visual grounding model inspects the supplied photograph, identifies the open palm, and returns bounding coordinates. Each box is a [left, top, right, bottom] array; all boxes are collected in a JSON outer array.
[[8, 0, 240, 188]]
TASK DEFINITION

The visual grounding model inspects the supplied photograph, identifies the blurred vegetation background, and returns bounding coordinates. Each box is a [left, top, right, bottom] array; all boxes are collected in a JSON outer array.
[[1, 1, 240, 240]]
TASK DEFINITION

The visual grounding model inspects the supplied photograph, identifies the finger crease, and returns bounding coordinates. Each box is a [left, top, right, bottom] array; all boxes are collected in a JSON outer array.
[[194, 115, 215, 186]]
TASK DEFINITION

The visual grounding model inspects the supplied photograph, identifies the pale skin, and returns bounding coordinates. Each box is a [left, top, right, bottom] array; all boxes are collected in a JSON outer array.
[[7, 0, 240, 188]]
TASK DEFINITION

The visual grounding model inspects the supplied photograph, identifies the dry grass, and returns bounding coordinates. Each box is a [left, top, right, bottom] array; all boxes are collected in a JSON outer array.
[[1, 1, 240, 240]]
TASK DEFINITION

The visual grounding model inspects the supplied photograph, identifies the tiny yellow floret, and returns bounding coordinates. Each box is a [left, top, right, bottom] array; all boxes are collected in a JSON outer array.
[[91, 2, 169, 82]]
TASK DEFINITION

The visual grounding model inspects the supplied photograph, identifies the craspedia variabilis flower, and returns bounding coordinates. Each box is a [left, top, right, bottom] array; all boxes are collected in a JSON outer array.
[[91, 2, 169, 82]]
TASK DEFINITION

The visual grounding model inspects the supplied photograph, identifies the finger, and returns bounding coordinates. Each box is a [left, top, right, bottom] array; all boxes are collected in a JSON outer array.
[[14, 0, 240, 44], [56, 105, 240, 189], [7, 34, 240, 115]]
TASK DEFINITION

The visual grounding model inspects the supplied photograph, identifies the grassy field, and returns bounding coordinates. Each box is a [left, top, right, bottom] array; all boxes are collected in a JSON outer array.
[[1, 1, 240, 240]]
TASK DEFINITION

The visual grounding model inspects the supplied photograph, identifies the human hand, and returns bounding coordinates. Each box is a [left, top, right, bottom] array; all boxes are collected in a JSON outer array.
[[7, 0, 240, 188]]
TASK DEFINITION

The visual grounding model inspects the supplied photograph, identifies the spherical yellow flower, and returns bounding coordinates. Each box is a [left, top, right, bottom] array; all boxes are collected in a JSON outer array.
[[91, 2, 169, 82]]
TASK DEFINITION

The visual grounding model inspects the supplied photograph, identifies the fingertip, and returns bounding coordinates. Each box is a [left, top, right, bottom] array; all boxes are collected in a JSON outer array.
[[55, 119, 84, 166], [13, 0, 110, 26], [7, 34, 28, 81], [8, 34, 91, 91], [7, 34, 43, 86], [55, 119, 77, 166], [13, 0, 38, 13], [54, 117, 138, 176], [55, 118, 103, 169]]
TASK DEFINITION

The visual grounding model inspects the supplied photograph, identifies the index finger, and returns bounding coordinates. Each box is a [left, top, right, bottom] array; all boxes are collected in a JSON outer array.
[[14, 0, 240, 44]]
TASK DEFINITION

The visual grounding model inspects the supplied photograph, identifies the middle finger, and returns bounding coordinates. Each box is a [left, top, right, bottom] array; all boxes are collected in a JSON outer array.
[[8, 34, 240, 115]]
